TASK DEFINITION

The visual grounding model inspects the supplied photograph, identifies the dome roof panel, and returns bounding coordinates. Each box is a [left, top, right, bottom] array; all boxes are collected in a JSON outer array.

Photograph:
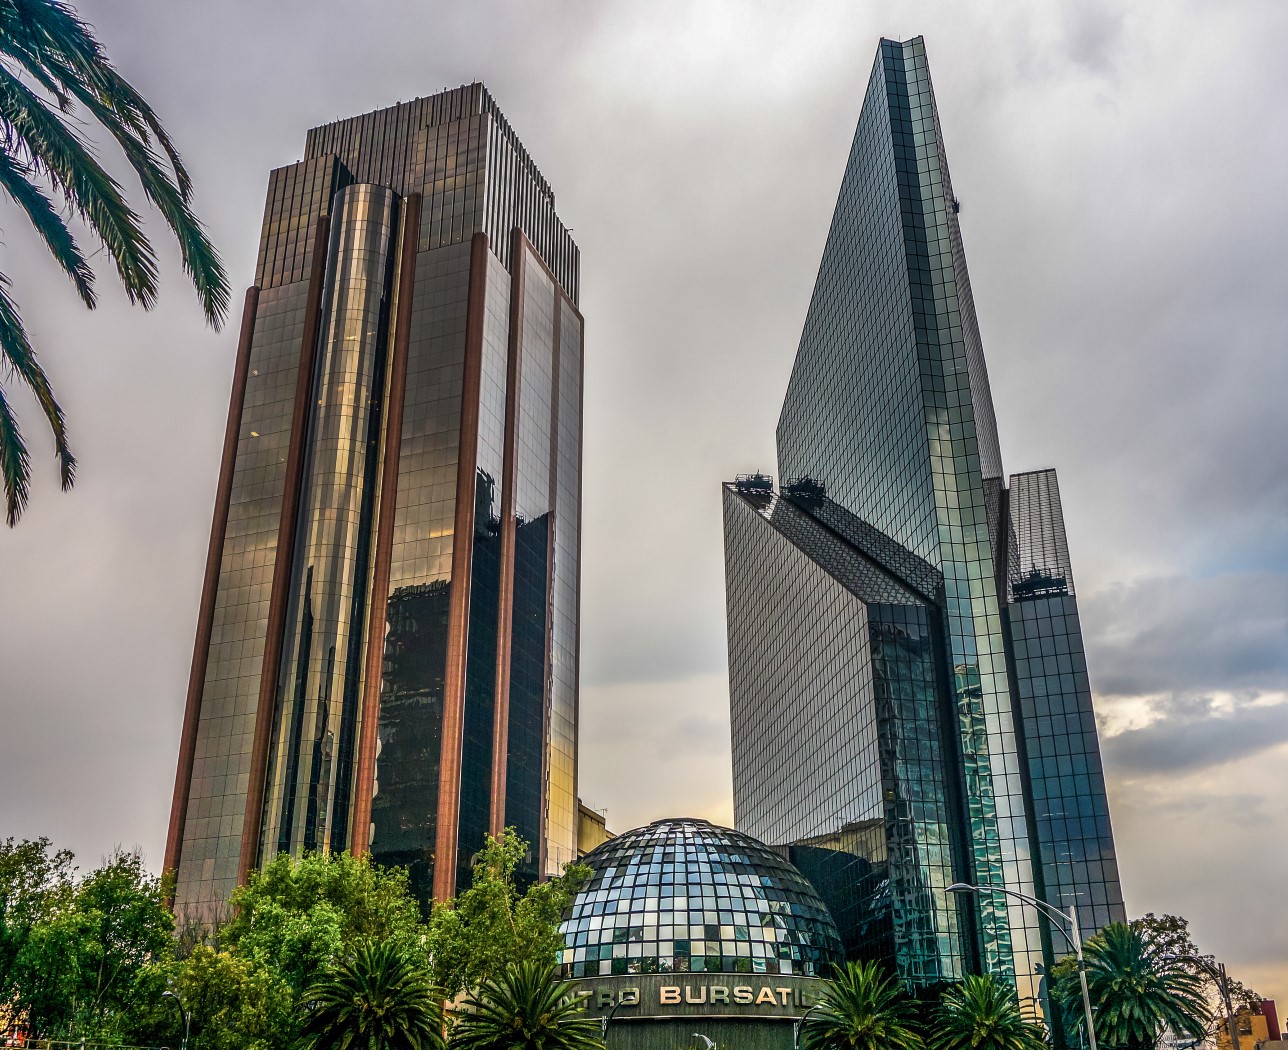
[[559, 817, 843, 977]]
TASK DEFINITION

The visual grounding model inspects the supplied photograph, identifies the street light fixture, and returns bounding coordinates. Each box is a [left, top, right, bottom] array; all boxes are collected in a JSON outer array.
[[161, 990, 190, 1050], [1162, 954, 1241, 1050], [947, 882, 1097, 1050]]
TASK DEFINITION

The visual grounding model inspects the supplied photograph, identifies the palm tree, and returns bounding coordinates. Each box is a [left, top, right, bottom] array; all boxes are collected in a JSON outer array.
[[1053, 922, 1210, 1050], [931, 974, 1047, 1050], [296, 940, 446, 1050], [450, 959, 603, 1050], [801, 959, 924, 1050], [0, 0, 228, 524]]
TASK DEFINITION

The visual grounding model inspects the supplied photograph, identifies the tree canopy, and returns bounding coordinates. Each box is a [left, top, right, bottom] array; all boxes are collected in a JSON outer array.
[[801, 960, 924, 1050], [1, 844, 173, 1040], [427, 828, 589, 999], [221, 849, 425, 996], [1052, 922, 1210, 1050], [0, 831, 589, 1047]]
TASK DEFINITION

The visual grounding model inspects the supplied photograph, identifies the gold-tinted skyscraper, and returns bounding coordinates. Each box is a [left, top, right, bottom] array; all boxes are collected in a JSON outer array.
[[166, 85, 583, 918]]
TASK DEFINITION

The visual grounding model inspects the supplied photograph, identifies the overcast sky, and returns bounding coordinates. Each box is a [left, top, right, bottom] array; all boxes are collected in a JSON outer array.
[[1, 0, 1285, 1007]]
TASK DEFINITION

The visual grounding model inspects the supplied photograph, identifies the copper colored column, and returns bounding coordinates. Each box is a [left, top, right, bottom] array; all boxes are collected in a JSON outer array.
[[237, 215, 331, 884], [535, 294, 562, 877], [487, 230, 528, 842], [571, 299, 585, 857], [164, 286, 260, 887], [431, 232, 493, 901], [350, 195, 423, 857]]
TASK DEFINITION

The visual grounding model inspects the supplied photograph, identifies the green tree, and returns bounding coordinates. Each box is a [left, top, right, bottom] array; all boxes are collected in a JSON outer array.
[[0, 837, 74, 1008], [450, 958, 602, 1050], [221, 850, 425, 996], [1131, 914, 1260, 1013], [127, 944, 294, 1050], [801, 959, 924, 1050], [8, 847, 174, 1039], [296, 939, 445, 1050], [1052, 922, 1210, 1050], [930, 974, 1047, 1050], [0, 0, 229, 524], [427, 829, 589, 998]]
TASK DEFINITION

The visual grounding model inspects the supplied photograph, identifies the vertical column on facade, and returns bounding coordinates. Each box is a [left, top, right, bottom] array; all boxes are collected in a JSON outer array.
[[256, 185, 402, 862], [488, 230, 527, 845], [431, 232, 493, 901], [884, 36, 1041, 993], [545, 293, 583, 877], [165, 286, 260, 889], [494, 233, 562, 881], [238, 215, 332, 885], [350, 194, 424, 856], [536, 287, 562, 879]]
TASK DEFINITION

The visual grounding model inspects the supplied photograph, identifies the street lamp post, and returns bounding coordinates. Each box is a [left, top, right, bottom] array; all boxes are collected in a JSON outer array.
[[1163, 954, 1240, 1050], [793, 1001, 823, 1049], [600, 998, 625, 1041], [947, 882, 1097, 1050], [162, 989, 190, 1050]]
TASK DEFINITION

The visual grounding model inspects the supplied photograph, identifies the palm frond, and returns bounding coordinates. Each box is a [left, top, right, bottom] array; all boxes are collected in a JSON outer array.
[[0, 0, 227, 522], [452, 960, 603, 1050], [111, 130, 228, 326], [0, 382, 32, 525], [13, 0, 195, 202], [1055, 923, 1212, 1050], [931, 974, 1047, 1050], [91, 64, 193, 202], [297, 939, 445, 1050], [0, 147, 94, 306], [802, 960, 924, 1050], [3, 14, 227, 324], [0, 275, 73, 524], [0, 0, 96, 109], [0, 64, 158, 306]]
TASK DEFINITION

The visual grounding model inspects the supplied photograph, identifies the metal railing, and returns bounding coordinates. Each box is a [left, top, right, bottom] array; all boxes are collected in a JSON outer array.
[[3, 1042, 170, 1050]]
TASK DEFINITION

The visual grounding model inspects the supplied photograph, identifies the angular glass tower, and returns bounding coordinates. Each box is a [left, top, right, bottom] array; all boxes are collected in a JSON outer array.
[[723, 38, 1124, 1002], [166, 85, 583, 920]]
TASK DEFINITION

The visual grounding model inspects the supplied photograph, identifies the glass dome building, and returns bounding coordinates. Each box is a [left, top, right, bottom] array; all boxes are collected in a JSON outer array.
[[560, 817, 843, 977]]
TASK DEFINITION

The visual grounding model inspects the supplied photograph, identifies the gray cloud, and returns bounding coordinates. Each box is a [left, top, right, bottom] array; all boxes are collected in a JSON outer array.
[[1103, 696, 1288, 775], [1081, 573, 1288, 698]]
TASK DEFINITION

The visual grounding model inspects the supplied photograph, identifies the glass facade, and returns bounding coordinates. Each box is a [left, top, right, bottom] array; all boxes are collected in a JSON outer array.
[[1003, 471, 1126, 941], [724, 485, 966, 986], [560, 818, 843, 977], [172, 156, 342, 917], [168, 84, 583, 919], [725, 37, 1123, 1005], [260, 184, 400, 861]]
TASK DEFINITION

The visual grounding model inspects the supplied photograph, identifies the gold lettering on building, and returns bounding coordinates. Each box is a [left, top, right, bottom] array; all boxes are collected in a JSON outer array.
[[733, 986, 754, 1004], [755, 987, 778, 1005], [710, 986, 730, 1004], [659, 986, 681, 1005], [684, 986, 707, 1004]]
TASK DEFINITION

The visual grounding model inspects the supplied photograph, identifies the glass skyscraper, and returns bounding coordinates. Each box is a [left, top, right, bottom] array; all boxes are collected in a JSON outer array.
[[166, 84, 583, 920], [723, 38, 1124, 1003]]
